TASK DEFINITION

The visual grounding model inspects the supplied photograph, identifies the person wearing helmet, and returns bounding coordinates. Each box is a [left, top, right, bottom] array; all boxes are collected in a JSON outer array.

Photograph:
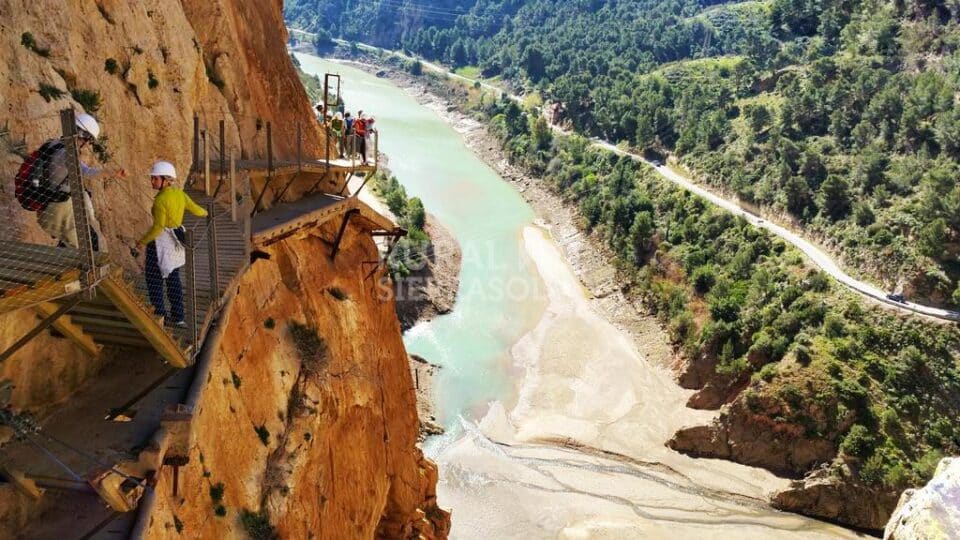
[[133, 161, 207, 327], [37, 112, 125, 251]]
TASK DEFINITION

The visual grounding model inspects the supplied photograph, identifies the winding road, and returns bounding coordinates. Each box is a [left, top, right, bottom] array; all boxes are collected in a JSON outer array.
[[292, 30, 960, 322]]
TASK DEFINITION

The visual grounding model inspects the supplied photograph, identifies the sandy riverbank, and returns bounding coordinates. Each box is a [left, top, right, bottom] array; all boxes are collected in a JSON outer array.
[[433, 226, 860, 538]]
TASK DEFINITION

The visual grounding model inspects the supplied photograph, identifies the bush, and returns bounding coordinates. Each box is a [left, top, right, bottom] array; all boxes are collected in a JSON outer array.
[[38, 83, 65, 102], [288, 322, 329, 374], [21, 32, 50, 57], [840, 424, 875, 458], [104, 58, 119, 75], [240, 510, 275, 540], [70, 88, 102, 112], [409, 59, 423, 76]]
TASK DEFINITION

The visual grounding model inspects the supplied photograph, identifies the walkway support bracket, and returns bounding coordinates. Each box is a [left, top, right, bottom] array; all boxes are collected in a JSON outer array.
[[330, 209, 359, 261]]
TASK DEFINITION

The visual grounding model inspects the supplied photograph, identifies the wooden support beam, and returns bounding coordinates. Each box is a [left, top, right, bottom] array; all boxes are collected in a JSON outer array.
[[98, 277, 188, 368], [0, 467, 43, 499], [35, 302, 100, 358], [0, 297, 82, 363]]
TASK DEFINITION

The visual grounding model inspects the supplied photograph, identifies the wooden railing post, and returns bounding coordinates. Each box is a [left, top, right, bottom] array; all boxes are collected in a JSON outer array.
[[206, 203, 220, 302], [60, 109, 96, 294], [184, 230, 197, 345]]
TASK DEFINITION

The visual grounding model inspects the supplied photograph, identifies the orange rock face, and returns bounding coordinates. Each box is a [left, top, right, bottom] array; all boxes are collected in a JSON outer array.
[[146, 219, 449, 539]]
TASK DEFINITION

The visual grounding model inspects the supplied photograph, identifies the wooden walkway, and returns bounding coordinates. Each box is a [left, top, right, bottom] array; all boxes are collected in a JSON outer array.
[[0, 243, 111, 314], [252, 193, 398, 247], [0, 190, 246, 368]]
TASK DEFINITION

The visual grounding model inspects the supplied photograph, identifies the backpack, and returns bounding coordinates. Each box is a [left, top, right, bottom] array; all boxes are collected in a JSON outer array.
[[15, 140, 70, 212], [355, 118, 366, 136]]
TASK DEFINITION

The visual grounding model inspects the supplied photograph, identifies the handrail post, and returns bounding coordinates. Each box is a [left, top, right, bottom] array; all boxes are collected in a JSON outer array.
[[206, 203, 220, 303], [184, 230, 197, 345], [203, 129, 210, 196], [229, 149, 236, 222], [297, 121, 302, 172], [191, 114, 200, 185], [60, 109, 96, 295], [266, 121, 273, 178], [218, 119, 225, 193]]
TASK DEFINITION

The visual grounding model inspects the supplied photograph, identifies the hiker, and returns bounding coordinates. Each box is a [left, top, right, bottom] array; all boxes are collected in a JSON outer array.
[[133, 161, 207, 328], [354, 112, 368, 164], [365, 116, 376, 163], [16, 113, 124, 251], [343, 112, 354, 156], [330, 112, 345, 158], [314, 103, 324, 123]]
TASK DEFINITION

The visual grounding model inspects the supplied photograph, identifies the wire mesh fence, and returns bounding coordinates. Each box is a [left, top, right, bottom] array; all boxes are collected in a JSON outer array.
[[1, 109, 249, 362], [0, 110, 103, 316]]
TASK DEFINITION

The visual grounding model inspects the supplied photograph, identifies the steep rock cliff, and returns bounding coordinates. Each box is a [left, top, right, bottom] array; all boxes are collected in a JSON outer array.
[[0, 0, 323, 410], [144, 219, 449, 539]]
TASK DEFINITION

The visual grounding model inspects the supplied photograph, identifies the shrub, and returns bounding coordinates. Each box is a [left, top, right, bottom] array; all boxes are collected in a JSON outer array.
[[409, 59, 423, 76], [691, 265, 716, 294], [240, 510, 275, 540], [92, 135, 112, 164], [264, 318, 275, 329], [209, 482, 225, 502], [231, 371, 241, 389], [288, 322, 329, 374], [38, 83, 65, 102], [255, 425, 270, 445], [104, 58, 119, 75], [328, 287, 348, 301], [148, 71, 159, 89], [840, 424, 875, 458], [70, 88, 102, 113], [21, 32, 50, 57]]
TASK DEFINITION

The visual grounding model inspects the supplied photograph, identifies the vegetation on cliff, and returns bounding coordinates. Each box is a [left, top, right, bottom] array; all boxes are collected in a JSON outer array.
[[287, 0, 960, 307], [370, 171, 431, 278]]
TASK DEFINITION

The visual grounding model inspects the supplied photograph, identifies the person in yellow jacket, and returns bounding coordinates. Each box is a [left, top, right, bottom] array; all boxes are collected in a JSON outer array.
[[133, 161, 207, 327]]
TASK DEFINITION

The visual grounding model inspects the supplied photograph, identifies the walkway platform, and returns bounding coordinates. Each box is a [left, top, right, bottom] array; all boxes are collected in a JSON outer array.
[[0, 190, 246, 368], [252, 193, 399, 248], [0, 243, 110, 315]]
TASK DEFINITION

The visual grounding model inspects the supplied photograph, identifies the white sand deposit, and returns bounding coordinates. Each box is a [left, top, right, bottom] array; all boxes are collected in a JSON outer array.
[[434, 226, 864, 539]]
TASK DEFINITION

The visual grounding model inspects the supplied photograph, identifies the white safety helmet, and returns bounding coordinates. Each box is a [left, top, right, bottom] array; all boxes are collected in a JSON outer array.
[[149, 160, 177, 178], [75, 113, 101, 141]]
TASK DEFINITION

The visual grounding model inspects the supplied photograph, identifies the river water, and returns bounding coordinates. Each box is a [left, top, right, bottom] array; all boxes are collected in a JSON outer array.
[[296, 53, 863, 539]]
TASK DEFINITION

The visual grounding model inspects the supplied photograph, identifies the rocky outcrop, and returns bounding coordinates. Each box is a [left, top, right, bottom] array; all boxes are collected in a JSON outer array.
[[884, 457, 960, 540], [394, 214, 462, 331], [773, 465, 899, 532], [668, 389, 840, 477], [146, 218, 449, 539]]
